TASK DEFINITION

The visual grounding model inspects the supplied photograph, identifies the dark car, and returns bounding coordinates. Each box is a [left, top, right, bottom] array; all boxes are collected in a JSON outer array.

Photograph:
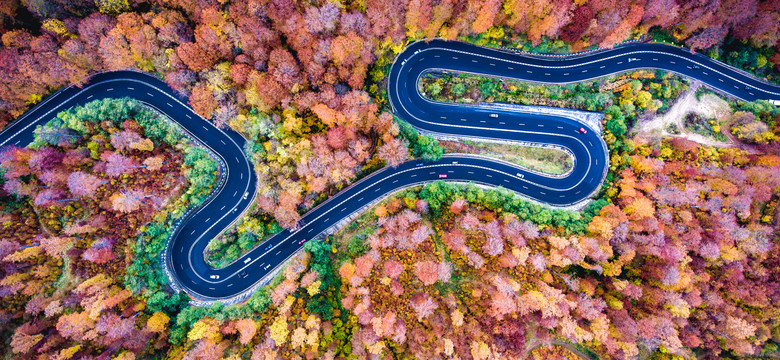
[[265, 243, 273, 251], [692, 64, 700, 69], [745, 85, 751, 90], [415, 162, 424, 167], [238, 271, 248, 278]]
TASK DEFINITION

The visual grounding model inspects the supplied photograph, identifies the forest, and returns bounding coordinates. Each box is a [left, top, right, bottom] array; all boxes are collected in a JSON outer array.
[[0, 0, 779, 359]]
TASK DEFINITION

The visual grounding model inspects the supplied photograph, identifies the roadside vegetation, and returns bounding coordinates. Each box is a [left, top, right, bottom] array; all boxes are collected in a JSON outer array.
[[0, 98, 219, 358], [439, 139, 574, 176]]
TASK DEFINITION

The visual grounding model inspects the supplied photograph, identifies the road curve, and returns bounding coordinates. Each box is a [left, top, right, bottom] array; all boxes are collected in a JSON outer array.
[[3, 40, 779, 302]]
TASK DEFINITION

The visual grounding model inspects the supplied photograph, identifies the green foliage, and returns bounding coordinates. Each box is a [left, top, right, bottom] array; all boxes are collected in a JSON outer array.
[[346, 235, 369, 258], [604, 105, 627, 136], [303, 239, 343, 320], [182, 147, 217, 207], [395, 118, 444, 161], [452, 83, 466, 97], [417, 181, 588, 234]]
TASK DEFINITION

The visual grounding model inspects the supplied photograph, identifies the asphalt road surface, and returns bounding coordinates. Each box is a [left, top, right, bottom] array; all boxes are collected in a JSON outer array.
[[2, 39, 779, 301]]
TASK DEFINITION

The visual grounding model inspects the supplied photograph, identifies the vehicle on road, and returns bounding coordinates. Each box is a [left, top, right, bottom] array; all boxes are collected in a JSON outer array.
[[692, 64, 700, 69], [516, 173, 525, 178], [209, 275, 219, 280], [242, 191, 249, 199], [438, 174, 447, 179], [579, 127, 587, 134], [265, 243, 273, 251], [489, 113, 498, 118], [244, 257, 251, 264], [298, 238, 309, 245], [745, 85, 751, 90], [415, 162, 424, 167], [238, 271, 248, 278], [264, 264, 271, 270]]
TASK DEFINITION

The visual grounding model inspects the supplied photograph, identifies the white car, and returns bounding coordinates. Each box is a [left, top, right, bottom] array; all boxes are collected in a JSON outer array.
[[489, 113, 499, 118], [209, 275, 219, 280]]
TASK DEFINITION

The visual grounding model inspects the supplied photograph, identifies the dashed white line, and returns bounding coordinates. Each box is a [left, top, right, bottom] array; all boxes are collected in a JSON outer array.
[[147, 92, 154, 96], [127, 87, 134, 90], [87, 95, 93, 99], [220, 206, 225, 210], [107, 88, 113, 91]]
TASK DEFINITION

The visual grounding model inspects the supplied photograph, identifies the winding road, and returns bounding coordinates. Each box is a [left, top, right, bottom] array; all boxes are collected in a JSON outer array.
[[2, 40, 779, 302]]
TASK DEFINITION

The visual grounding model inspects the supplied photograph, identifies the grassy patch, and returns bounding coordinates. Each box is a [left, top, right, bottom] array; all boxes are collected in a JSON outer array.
[[440, 139, 573, 176]]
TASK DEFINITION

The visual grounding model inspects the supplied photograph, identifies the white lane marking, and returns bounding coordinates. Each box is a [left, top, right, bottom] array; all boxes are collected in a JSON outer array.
[[411, 174, 417, 177], [452, 56, 458, 60], [220, 206, 225, 210], [227, 283, 233, 287], [719, 78, 724, 82], [507, 66, 514, 70], [468, 171, 474, 174], [190, 230, 196, 235], [166, 102, 173, 107], [489, 63, 496, 66], [544, 72, 550, 75], [599, 65, 605, 68], [87, 95, 93, 99], [472, 59, 478, 63], [480, 120, 486, 123], [220, 140, 226, 145], [557, 126, 563, 129], [205, 218, 211, 222], [240, 173, 243, 179], [522, 185, 528, 189], [203, 125, 208, 130], [617, 61, 623, 64], [563, 72, 569, 75], [518, 123, 525, 126], [538, 124, 544, 127], [526, 70, 532, 73], [107, 88, 113, 91], [486, 174, 492, 178], [581, 69, 588, 73], [128, 87, 134, 90], [233, 191, 238, 197], [147, 92, 153, 96], [392, 179, 398, 183], [357, 197, 363, 202], [186, 114, 192, 119], [670, 61, 675, 64]]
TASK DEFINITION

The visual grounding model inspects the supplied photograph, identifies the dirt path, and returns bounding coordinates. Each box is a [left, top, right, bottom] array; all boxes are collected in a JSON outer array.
[[635, 81, 733, 148]]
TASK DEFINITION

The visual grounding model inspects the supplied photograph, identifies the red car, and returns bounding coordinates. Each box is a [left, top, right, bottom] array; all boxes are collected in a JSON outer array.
[[298, 238, 308, 245], [438, 174, 447, 179], [578, 127, 587, 134]]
